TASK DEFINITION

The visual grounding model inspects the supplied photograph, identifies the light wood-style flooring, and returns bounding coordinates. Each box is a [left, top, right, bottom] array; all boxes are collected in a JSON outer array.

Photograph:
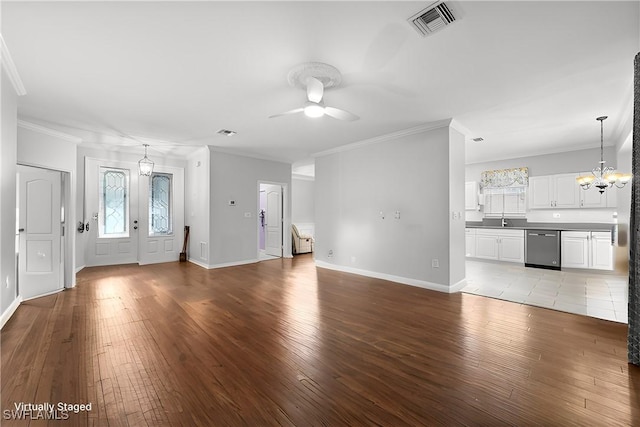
[[2, 255, 639, 426]]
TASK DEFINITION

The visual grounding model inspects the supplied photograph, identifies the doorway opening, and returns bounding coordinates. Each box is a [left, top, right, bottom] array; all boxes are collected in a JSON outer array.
[[258, 182, 284, 261]]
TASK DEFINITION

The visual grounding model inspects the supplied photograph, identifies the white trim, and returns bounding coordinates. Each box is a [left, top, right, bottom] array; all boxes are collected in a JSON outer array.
[[75, 265, 85, 274], [0, 34, 26, 96], [0, 297, 22, 330], [315, 261, 461, 294], [313, 119, 452, 158], [21, 288, 64, 302], [189, 258, 259, 270], [18, 120, 83, 144], [449, 119, 473, 139], [292, 173, 315, 181], [188, 258, 210, 269], [449, 278, 467, 293]]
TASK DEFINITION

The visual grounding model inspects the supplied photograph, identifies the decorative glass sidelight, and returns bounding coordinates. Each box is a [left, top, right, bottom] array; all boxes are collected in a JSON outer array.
[[99, 167, 129, 238], [149, 173, 172, 235]]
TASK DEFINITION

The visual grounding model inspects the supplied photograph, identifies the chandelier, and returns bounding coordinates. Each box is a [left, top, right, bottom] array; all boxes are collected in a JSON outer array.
[[576, 116, 631, 194], [138, 144, 154, 176]]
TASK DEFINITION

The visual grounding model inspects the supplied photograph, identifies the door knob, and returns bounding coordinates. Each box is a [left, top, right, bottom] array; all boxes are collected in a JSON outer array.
[[133, 226, 138, 230]]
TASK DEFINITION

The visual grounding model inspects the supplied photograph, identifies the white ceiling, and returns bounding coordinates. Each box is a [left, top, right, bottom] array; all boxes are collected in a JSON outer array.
[[3, 1, 639, 166]]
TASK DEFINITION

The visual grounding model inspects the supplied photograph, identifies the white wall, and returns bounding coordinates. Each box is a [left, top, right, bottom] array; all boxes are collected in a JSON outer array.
[[17, 125, 78, 286], [0, 67, 19, 320], [185, 147, 210, 267], [291, 177, 315, 236], [209, 149, 292, 267], [314, 123, 465, 291]]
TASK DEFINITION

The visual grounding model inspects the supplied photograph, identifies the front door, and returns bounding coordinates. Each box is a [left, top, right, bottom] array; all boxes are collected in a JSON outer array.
[[17, 166, 63, 300], [264, 184, 282, 257], [85, 158, 139, 266]]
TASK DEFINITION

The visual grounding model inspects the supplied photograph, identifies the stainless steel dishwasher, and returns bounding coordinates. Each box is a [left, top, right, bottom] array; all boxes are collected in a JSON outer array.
[[525, 229, 560, 270]]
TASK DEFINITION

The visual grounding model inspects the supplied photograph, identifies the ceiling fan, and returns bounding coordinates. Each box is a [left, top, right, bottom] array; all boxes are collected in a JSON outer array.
[[269, 62, 359, 121]]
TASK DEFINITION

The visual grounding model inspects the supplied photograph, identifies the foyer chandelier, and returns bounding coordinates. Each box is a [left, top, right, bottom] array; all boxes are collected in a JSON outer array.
[[576, 116, 631, 194], [138, 144, 154, 176]]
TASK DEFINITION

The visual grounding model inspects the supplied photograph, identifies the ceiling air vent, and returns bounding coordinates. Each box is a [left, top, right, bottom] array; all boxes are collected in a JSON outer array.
[[408, 1, 457, 37], [216, 129, 237, 137]]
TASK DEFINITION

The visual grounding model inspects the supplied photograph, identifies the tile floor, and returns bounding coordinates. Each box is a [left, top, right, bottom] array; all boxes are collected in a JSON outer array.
[[462, 260, 629, 323]]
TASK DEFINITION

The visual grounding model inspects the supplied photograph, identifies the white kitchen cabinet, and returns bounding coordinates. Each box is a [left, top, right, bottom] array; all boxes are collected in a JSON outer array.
[[529, 173, 580, 209], [591, 232, 614, 270], [465, 182, 479, 211], [576, 172, 618, 208], [465, 228, 476, 257], [561, 232, 589, 268], [561, 231, 613, 270], [474, 229, 524, 263]]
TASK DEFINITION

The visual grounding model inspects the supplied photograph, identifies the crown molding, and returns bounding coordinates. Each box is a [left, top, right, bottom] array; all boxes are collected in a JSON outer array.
[[313, 119, 453, 158], [292, 173, 315, 181], [0, 34, 26, 96], [18, 120, 83, 144]]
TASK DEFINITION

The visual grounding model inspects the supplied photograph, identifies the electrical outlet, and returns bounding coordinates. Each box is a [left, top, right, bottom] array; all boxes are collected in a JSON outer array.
[[553, 212, 560, 218], [432, 259, 439, 268], [5, 276, 9, 288], [328, 249, 333, 258], [394, 211, 400, 219]]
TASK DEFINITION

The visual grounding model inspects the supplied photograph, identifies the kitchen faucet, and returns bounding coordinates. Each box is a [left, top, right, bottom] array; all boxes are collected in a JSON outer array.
[[501, 218, 508, 227]]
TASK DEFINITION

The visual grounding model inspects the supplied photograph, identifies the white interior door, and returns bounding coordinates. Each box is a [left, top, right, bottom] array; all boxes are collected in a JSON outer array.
[[264, 184, 282, 257], [18, 166, 63, 300], [85, 158, 139, 266]]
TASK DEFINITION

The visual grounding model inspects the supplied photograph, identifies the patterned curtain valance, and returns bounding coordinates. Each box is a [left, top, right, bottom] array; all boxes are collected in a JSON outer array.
[[481, 167, 529, 188]]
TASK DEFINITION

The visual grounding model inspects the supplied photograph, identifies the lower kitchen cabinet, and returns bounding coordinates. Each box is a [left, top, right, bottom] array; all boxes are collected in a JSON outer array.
[[474, 229, 525, 263], [561, 231, 613, 271], [465, 228, 476, 257]]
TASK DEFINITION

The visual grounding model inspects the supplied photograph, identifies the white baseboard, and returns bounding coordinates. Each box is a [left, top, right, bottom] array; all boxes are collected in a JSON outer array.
[[21, 288, 64, 302], [75, 265, 85, 274], [188, 258, 210, 269], [315, 261, 461, 294], [189, 258, 259, 270], [0, 296, 22, 329]]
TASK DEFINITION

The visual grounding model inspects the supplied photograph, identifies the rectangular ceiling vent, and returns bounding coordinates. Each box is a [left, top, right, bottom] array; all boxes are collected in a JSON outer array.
[[408, 1, 456, 37]]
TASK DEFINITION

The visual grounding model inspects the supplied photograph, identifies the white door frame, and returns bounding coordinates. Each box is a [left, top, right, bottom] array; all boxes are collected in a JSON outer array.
[[257, 180, 291, 259], [16, 163, 74, 297]]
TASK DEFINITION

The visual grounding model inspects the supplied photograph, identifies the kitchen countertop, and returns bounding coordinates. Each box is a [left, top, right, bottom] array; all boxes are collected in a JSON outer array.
[[465, 221, 616, 232]]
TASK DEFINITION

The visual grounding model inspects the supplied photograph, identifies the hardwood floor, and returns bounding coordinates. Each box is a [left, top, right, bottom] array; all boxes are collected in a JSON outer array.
[[2, 255, 639, 426]]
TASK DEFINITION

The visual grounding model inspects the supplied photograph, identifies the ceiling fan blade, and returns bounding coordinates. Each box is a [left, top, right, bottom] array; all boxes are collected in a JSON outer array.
[[269, 108, 304, 119], [324, 106, 359, 121], [306, 77, 324, 103]]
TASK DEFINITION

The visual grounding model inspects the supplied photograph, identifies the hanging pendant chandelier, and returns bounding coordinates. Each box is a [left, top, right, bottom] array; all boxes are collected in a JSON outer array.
[[138, 144, 154, 176], [576, 116, 632, 194]]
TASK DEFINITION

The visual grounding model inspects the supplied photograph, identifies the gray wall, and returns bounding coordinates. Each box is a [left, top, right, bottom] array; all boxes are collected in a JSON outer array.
[[1, 68, 18, 316], [449, 127, 466, 285], [466, 146, 617, 182], [291, 177, 315, 225], [315, 124, 465, 289], [186, 147, 210, 266], [209, 150, 292, 266]]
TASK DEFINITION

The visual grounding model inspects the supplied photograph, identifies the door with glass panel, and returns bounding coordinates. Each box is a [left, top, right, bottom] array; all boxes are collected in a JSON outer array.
[[138, 168, 185, 265], [85, 158, 185, 267], [85, 158, 140, 266]]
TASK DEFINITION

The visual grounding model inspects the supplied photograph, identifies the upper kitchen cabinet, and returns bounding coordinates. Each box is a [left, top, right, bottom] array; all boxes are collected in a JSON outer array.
[[529, 173, 580, 209], [530, 173, 618, 209], [577, 172, 617, 208]]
